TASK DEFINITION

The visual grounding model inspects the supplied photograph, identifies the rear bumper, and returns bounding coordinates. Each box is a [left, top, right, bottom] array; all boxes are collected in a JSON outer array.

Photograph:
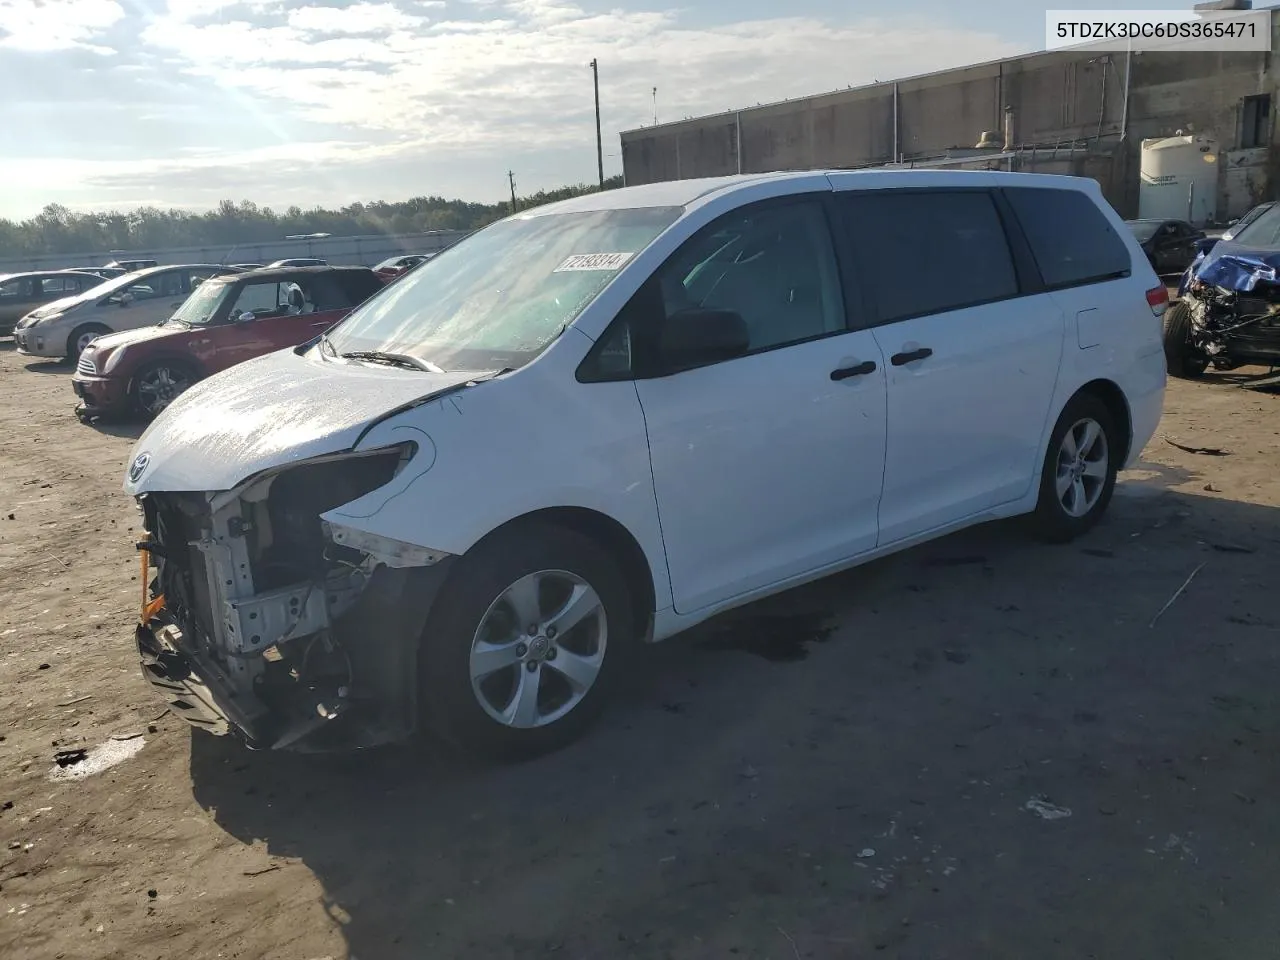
[[1125, 347, 1168, 469], [72, 372, 131, 414]]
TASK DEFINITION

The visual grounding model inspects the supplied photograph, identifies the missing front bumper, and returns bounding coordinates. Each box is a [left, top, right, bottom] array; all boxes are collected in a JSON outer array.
[[134, 560, 454, 752]]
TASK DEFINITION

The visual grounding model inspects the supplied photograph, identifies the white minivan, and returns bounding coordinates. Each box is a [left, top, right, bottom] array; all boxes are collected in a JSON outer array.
[[125, 170, 1168, 758]]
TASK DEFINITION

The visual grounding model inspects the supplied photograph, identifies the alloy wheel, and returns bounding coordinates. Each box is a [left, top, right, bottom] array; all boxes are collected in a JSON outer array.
[[136, 366, 191, 416], [468, 569, 608, 729], [1055, 417, 1109, 518]]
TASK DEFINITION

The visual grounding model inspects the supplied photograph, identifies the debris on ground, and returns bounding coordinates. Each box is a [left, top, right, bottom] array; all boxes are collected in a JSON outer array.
[[53, 748, 88, 768], [1149, 562, 1207, 628], [1164, 436, 1232, 456], [1024, 797, 1072, 820]]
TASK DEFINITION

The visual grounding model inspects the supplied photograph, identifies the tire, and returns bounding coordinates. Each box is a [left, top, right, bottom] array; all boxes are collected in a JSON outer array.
[[66, 324, 110, 362], [1162, 302, 1208, 378], [131, 360, 197, 419], [418, 521, 635, 761], [1030, 393, 1119, 543]]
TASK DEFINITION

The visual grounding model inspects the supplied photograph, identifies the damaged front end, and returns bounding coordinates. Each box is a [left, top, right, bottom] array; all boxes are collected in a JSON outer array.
[[1180, 251, 1280, 368], [135, 443, 453, 751]]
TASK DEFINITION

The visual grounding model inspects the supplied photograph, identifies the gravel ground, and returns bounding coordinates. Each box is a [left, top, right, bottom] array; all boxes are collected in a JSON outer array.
[[1, 340, 1278, 960]]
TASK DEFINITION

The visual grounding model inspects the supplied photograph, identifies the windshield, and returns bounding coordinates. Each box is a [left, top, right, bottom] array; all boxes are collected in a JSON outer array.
[[1127, 221, 1161, 242], [169, 278, 232, 325], [1231, 203, 1280, 247], [324, 206, 682, 371]]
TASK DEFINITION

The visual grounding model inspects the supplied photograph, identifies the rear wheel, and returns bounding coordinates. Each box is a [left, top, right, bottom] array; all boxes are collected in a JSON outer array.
[[418, 521, 635, 761], [66, 324, 110, 362], [1030, 393, 1119, 543], [1162, 302, 1209, 378], [132, 361, 196, 419]]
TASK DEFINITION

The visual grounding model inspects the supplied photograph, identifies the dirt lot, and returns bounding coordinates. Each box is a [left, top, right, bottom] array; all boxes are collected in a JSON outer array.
[[1, 340, 1279, 960]]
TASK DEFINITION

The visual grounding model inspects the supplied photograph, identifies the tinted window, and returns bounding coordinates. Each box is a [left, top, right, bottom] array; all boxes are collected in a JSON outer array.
[[1127, 221, 1160, 242], [654, 199, 845, 354], [1231, 201, 1280, 247], [841, 190, 1018, 323], [1004, 187, 1131, 288], [0, 277, 32, 299]]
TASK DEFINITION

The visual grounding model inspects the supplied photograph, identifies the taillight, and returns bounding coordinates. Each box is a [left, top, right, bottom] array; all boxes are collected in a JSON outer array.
[[1146, 285, 1169, 317]]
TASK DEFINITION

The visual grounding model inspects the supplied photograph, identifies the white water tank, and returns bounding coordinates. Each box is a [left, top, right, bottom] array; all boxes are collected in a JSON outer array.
[[1139, 134, 1219, 224]]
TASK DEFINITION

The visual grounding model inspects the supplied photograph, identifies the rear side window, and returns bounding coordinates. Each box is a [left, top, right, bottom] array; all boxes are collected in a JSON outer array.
[[1003, 187, 1131, 289], [839, 190, 1019, 323]]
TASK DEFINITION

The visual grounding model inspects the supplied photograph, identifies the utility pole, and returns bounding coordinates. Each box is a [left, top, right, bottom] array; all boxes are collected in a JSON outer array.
[[508, 170, 517, 214], [652, 87, 658, 126], [590, 58, 604, 188]]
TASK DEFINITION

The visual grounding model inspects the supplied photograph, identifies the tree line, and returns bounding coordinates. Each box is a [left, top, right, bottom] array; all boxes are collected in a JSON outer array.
[[0, 176, 626, 257]]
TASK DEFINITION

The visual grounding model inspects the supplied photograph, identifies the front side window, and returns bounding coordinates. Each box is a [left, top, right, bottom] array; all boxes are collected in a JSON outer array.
[[40, 277, 72, 295], [840, 190, 1019, 323], [230, 281, 310, 319], [1004, 187, 1130, 289], [128, 271, 184, 301], [324, 206, 682, 372], [654, 199, 845, 353]]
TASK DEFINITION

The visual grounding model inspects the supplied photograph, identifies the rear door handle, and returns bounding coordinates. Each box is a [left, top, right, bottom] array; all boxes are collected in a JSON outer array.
[[830, 360, 877, 381], [890, 347, 933, 366]]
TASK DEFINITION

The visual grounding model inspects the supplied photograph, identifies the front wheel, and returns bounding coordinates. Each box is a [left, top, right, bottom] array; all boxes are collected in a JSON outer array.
[[66, 324, 110, 362], [418, 522, 635, 760], [132, 361, 196, 419], [1162, 302, 1209, 378], [1030, 393, 1119, 543]]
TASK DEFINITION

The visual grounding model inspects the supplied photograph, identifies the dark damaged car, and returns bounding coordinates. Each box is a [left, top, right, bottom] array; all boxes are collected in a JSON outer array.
[[1166, 202, 1280, 377]]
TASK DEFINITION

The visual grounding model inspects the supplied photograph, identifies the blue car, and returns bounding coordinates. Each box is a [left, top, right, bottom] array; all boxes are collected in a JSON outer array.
[[1167, 202, 1280, 377]]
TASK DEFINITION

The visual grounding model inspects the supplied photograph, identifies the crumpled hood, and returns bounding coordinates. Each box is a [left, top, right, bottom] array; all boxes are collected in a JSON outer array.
[[124, 346, 483, 494], [1182, 240, 1280, 294]]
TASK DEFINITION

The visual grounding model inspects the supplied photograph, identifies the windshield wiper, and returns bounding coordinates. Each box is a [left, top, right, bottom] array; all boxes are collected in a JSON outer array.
[[339, 350, 445, 373]]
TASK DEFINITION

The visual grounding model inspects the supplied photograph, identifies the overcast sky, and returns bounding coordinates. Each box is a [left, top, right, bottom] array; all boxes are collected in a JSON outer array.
[[0, 0, 1188, 218]]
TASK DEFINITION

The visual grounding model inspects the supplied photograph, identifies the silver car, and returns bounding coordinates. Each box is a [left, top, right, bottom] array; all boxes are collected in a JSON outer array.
[[14, 264, 239, 360]]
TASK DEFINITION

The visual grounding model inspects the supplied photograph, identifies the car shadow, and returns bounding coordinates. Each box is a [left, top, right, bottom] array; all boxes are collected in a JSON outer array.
[[82, 417, 146, 440], [1201, 367, 1280, 394], [22, 358, 72, 374], [188, 485, 1280, 959]]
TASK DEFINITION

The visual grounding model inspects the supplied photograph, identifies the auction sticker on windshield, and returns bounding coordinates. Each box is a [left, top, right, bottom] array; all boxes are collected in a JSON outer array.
[[553, 252, 634, 272]]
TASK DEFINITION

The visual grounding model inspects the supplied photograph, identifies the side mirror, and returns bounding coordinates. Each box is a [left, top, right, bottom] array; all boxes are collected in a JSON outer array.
[[657, 307, 750, 373], [236, 311, 256, 323], [119, 291, 134, 307]]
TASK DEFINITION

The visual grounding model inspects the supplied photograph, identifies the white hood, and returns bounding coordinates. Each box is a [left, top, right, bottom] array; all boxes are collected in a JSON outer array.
[[124, 347, 483, 494]]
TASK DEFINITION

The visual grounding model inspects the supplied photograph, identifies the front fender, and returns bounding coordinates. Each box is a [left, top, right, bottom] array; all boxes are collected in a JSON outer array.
[[321, 341, 674, 611]]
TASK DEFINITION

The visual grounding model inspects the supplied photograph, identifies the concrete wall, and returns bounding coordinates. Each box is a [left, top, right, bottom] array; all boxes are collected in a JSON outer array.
[[0, 229, 472, 275], [621, 14, 1280, 220]]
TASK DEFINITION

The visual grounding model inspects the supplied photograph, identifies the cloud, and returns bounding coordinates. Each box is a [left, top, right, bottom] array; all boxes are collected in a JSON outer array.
[[1, 0, 1026, 216], [287, 2, 422, 34], [0, 0, 124, 52]]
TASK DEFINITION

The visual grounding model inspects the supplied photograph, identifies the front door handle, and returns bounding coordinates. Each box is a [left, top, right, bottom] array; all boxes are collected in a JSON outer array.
[[890, 347, 933, 366], [830, 360, 877, 381]]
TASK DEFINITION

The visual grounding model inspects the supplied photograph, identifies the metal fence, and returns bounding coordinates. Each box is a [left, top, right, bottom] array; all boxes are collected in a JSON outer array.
[[0, 229, 474, 274]]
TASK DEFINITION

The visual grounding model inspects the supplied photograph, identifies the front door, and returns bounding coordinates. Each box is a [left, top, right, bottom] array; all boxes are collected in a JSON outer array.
[[834, 187, 1064, 546], [195, 278, 339, 374], [631, 195, 888, 614]]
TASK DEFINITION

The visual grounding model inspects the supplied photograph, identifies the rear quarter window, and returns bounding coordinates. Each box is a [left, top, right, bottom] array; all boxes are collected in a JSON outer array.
[[1003, 187, 1131, 289]]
